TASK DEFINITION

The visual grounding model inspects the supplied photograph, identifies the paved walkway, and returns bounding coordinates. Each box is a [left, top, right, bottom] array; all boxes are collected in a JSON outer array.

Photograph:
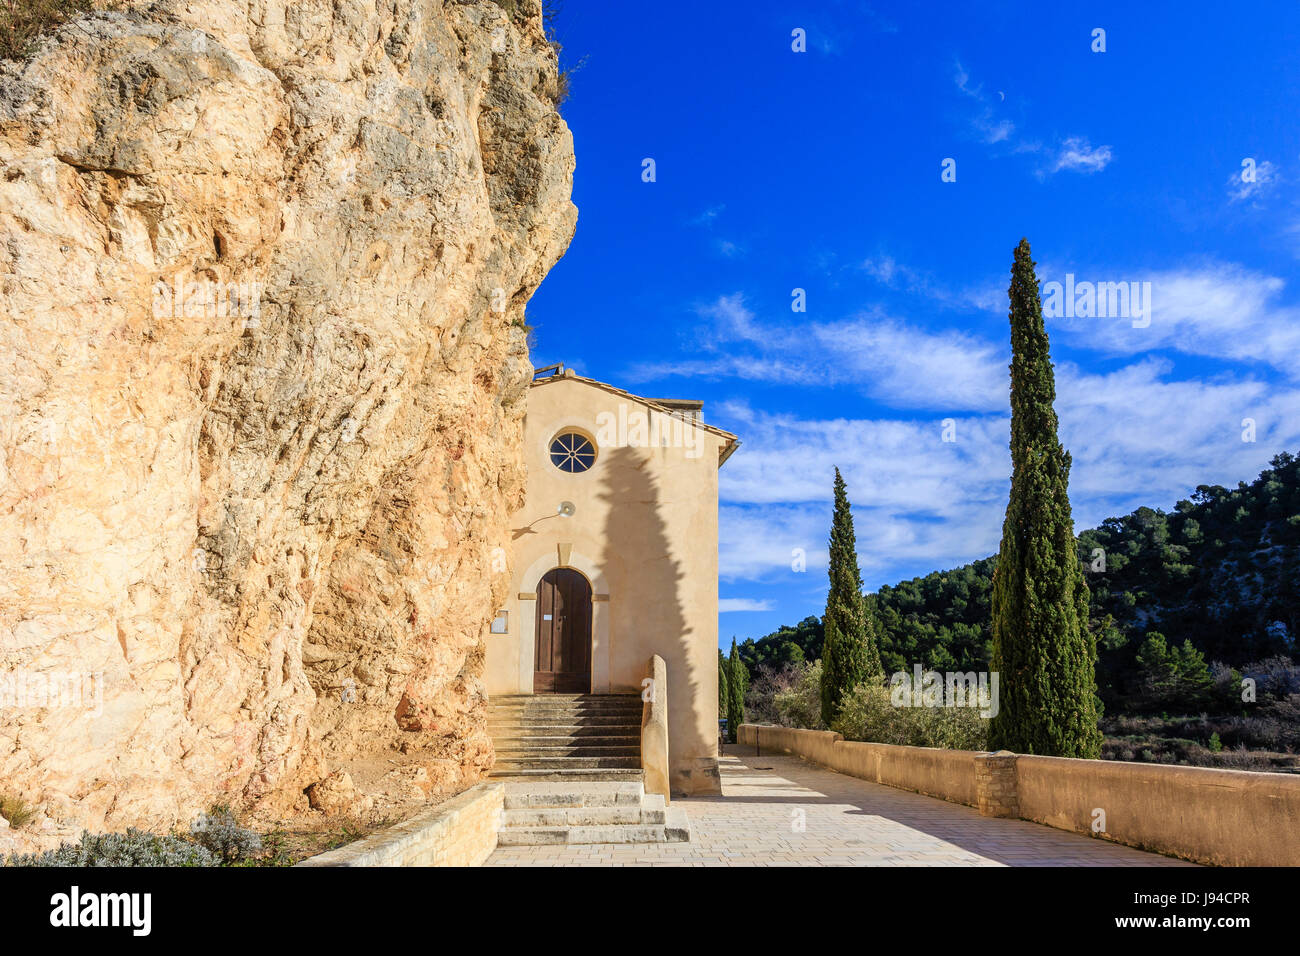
[[486, 745, 1193, 866]]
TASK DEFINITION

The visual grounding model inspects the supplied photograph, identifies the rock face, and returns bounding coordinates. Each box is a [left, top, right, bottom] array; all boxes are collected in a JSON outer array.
[[0, 0, 575, 837]]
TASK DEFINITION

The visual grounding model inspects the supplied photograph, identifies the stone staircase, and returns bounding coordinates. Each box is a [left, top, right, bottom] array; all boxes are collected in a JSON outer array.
[[487, 694, 690, 845], [488, 693, 644, 780]]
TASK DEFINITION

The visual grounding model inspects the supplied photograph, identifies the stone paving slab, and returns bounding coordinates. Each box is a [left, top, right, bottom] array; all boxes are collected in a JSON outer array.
[[486, 745, 1195, 867]]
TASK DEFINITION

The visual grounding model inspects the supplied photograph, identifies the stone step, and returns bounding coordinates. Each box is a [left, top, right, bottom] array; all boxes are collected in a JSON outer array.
[[489, 714, 641, 723], [488, 693, 647, 789], [502, 802, 666, 828], [492, 731, 639, 740], [490, 721, 640, 732], [489, 728, 641, 739], [488, 697, 642, 707], [489, 712, 639, 717], [493, 755, 641, 771], [489, 768, 646, 783], [494, 745, 640, 756], [488, 712, 644, 717], [497, 825, 660, 846], [486, 712, 642, 723], [495, 808, 691, 846], [495, 745, 640, 758], [489, 698, 640, 708], [491, 694, 640, 702], [502, 780, 645, 809], [489, 717, 641, 723], [491, 733, 641, 745], [489, 698, 642, 707], [488, 723, 641, 733]]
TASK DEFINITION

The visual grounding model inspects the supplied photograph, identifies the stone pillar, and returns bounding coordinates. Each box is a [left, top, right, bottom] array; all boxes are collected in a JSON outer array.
[[975, 750, 1020, 818], [641, 655, 671, 803]]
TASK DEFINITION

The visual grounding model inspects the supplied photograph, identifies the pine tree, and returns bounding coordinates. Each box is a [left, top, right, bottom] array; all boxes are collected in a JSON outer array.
[[820, 467, 884, 726], [988, 238, 1103, 757], [1135, 632, 1213, 711], [726, 638, 747, 743]]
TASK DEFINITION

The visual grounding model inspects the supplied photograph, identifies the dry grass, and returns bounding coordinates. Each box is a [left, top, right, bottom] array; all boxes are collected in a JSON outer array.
[[250, 815, 403, 867], [0, 0, 118, 63], [0, 794, 35, 829]]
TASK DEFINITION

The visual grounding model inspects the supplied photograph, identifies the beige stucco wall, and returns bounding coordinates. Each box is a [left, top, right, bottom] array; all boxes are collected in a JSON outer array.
[[485, 374, 726, 795]]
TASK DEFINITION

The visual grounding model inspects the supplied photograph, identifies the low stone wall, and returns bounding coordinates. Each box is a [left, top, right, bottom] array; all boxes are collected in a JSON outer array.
[[738, 724, 1300, 866], [739, 725, 978, 806], [1017, 755, 1300, 867], [296, 782, 503, 867]]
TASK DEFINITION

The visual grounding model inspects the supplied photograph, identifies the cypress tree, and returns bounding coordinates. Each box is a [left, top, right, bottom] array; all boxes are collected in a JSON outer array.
[[988, 238, 1102, 757], [726, 638, 747, 743], [819, 467, 884, 726], [717, 649, 730, 723]]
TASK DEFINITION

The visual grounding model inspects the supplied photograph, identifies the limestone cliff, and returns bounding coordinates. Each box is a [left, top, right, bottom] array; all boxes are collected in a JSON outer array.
[[0, 0, 575, 841]]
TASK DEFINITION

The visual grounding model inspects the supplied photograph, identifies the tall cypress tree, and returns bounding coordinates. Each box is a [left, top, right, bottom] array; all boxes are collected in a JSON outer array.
[[726, 638, 747, 743], [820, 467, 884, 726], [988, 239, 1102, 757], [717, 649, 729, 724]]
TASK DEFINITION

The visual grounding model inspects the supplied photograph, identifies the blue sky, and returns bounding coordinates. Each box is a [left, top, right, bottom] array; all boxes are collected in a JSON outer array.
[[526, 1, 1300, 649]]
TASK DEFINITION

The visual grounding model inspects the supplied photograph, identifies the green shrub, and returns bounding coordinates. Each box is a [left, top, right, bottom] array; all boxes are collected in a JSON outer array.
[[6, 828, 219, 867], [1208, 731, 1223, 753], [744, 661, 801, 726], [189, 806, 262, 864], [832, 683, 988, 751], [772, 660, 825, 730]]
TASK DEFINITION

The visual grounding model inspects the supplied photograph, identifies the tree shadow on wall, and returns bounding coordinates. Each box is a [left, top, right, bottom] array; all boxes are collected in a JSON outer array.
[[598, 445, 702, 792]]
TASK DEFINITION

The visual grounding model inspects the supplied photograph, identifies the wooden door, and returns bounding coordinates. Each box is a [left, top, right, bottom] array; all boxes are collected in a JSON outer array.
[[534, 568, 592, 693]]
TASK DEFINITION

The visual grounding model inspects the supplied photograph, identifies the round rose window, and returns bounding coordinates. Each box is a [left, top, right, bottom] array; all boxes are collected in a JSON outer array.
[[549, 432, 596, 473]]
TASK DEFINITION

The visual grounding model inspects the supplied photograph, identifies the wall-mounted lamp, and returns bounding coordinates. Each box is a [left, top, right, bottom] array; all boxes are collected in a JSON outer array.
[[557, 501, 576, 518]]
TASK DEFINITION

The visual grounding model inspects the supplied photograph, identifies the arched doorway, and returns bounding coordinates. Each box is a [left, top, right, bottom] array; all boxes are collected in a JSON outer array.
[[534, 568, 592, 693]]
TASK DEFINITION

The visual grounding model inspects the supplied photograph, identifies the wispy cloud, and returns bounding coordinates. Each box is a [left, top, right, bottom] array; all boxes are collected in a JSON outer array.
[[1045, 137, 1113, 176], [638, 253, 1300, 428], [686, 205, 744, 259], [1227, 159, 1279, 204], [1047, 263, 1300, 374], [693, 292, 764, 346], [1286, 215, 1300, 259], [855, 255, 1300, 378], [660, 270, 1300, 589], [953, 61, 1015, 144], [861, 255, 1003, 313], [716, 405, 1014, 584], [629, 294, 1007, 411], [716, 366, 1300, 585], [953, 63, 1113, 177], [719, 598, 775, 612], [1055, 360, 1300, 507], [690, 204, 725, 227], [810, 315, 1007, 409]]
